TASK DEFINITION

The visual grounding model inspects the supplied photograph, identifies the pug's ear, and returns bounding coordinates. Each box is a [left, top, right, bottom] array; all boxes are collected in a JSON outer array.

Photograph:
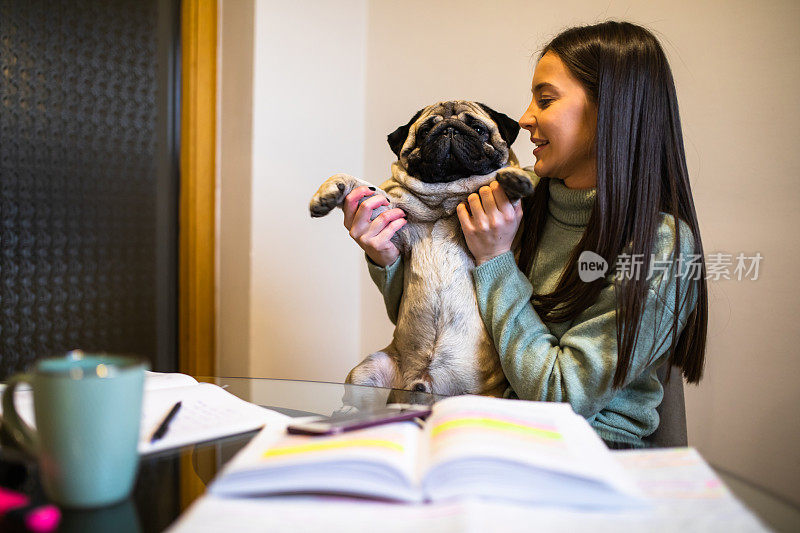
[[477, 103, 520, 147], [387, 108, 425, 158]]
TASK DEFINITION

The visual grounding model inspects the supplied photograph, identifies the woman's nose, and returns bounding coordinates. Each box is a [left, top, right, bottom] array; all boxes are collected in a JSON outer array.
[[519, 103, 536, 131]]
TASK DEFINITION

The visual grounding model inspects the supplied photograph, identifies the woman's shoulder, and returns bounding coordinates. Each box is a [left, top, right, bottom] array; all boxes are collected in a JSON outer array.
[[609, 214, 698, 292], [639, 213, 702, 323], [645, 214, 701, 305], [653, 213, 697, 259]]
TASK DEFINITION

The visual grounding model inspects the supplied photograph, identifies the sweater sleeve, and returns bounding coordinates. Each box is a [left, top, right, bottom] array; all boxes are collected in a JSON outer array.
[[472, 217, 699, 418], [366, 253, 404, 325]]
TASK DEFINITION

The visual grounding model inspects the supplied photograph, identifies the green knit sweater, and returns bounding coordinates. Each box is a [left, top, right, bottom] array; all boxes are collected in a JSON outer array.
[[367, 172, 698, 447]]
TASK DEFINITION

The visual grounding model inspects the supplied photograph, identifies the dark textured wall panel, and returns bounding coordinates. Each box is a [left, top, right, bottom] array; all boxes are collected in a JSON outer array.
[[0, 0, 176, 378]]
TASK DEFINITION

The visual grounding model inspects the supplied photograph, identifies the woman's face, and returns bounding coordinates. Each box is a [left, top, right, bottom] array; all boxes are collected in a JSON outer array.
[[519, 51, 598, 189]]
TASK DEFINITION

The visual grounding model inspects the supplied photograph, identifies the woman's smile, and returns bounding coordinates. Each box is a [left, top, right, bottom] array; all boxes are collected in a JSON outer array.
[[532, 139, 549, 155]]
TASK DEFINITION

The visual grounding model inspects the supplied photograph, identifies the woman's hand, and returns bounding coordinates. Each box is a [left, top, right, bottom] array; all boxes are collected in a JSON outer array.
[[456, 180, 523, 266], [343, 186, 407, 267]]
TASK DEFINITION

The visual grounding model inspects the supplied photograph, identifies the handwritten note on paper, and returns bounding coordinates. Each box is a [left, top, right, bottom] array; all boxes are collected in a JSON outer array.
[[139, 382, 290, 455]]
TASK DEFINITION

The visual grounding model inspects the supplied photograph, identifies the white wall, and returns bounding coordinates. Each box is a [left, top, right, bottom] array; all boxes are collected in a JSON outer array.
[[219, 0, 800, 505], [246, 0, 367, 381]]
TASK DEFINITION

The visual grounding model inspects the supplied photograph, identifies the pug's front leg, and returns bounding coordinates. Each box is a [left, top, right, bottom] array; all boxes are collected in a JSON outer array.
[[388, 230, 408, 256], [494, 167, 535, 201], [383, 199, 412, 255], [309, 173, 392, 219]]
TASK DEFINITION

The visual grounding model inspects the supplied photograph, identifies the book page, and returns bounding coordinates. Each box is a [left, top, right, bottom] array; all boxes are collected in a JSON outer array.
[[211, 421, 424, 502], [420, 395, 641, 503], [422, 395, 580, 471]]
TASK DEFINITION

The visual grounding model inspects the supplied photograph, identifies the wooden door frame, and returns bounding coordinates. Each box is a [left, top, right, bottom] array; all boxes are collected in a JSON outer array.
[[179, 0, 216, 378], [179, 0, 217, 508]]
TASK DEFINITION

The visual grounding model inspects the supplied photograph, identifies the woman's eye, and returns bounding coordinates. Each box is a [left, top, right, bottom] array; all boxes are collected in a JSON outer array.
[[538, 98, 553, 108]]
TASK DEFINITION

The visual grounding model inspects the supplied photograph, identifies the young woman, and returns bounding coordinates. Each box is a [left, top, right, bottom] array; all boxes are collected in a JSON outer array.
[[344, 21, 708, 449]]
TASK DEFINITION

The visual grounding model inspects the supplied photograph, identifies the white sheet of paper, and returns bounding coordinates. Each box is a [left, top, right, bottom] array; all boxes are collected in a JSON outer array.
[[144, 371, 200, 390]]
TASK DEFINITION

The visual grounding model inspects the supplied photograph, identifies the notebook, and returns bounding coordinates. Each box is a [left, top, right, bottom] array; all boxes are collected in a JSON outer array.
[[139, 373, 289, 454], [209, 395, 644, 509], [0, 372, 289, 455]]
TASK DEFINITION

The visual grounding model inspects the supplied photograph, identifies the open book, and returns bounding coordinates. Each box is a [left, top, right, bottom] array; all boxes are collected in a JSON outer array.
[[209, 395, 644, 509], [0, 372, 289, 455]]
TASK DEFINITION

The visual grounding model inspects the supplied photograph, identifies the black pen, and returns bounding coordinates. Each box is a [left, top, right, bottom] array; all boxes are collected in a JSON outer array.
[[150, 401, 182, 443]]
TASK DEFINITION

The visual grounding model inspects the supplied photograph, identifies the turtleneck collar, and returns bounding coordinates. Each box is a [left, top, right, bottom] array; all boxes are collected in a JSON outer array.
[[547, 178, 596, 228]]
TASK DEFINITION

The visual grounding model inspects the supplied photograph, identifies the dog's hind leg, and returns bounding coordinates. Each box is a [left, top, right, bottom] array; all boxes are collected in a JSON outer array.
[[346, 348, 400, 388], [342, 348, 401, 410]]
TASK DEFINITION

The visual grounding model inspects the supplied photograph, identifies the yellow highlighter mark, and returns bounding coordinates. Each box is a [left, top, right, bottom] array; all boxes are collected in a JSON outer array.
[[432, 418, 563, 440], [262, 439, 404, 459]]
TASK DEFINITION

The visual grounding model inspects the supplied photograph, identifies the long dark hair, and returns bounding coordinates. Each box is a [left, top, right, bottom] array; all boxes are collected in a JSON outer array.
[[517, 21, 708, 387]]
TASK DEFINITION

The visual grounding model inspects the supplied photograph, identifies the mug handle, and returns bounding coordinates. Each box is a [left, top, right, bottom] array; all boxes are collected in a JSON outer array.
[[1, 374, 39, 455]]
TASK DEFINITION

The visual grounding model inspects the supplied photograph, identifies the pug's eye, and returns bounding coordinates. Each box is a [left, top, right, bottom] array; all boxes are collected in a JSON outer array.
[[417, 123, 432, 136], [473, 125, 486, 136]]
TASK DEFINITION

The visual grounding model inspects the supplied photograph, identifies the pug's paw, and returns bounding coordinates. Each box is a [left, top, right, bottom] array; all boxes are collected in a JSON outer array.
[[309, 173, 362, 218], [495, 167, 535, 201]]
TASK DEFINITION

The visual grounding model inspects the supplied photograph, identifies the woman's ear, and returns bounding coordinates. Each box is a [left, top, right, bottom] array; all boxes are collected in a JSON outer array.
[[477, 103, 521, 147], [387, 108, 425, 157]]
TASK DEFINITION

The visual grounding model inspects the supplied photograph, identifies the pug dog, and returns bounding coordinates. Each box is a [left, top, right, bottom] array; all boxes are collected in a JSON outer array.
[[309, 101, 535, 397]]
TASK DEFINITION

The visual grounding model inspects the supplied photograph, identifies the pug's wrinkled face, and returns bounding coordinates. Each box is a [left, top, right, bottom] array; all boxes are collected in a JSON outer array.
[[387, 101, 521, 184]]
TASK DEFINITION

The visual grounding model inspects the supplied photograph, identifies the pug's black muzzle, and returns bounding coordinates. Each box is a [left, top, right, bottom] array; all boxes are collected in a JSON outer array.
[[406, 118, 503, 184]]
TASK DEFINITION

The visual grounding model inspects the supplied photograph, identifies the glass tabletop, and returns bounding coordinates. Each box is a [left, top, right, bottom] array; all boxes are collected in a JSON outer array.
[[0, 377, 442, 533], [1, 377, 798, 532]]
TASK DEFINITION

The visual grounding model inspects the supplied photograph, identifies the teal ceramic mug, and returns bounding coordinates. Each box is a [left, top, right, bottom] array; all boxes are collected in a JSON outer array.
[[1, 351, 148, 508]]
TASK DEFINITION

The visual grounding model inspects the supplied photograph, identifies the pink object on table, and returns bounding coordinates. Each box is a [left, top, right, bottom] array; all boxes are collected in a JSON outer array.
[[0, 487, 61, 532]]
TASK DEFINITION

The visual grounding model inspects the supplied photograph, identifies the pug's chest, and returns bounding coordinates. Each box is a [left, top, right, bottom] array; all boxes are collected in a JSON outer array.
[[404, 215, 470, 273], [398, 217, 485, 336]]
